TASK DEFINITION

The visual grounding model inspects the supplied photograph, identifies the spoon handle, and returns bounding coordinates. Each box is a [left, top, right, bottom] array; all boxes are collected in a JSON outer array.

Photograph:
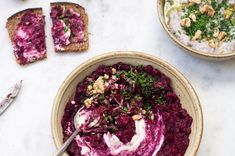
[[53, 128, 80, 156]]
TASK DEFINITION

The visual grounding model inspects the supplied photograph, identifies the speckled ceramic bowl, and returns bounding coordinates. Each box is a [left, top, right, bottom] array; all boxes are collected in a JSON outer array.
[[157, 0, 235, 60], [51, 51, 203, 156]]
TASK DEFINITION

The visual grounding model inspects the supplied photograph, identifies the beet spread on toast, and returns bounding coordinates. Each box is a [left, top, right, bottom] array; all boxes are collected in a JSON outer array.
[[50, 2, 88, 52], [6, 8, 47, 65]]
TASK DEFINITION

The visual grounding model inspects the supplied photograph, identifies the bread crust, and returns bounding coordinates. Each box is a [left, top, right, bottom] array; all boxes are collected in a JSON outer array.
[[50, 2, 89, 52]]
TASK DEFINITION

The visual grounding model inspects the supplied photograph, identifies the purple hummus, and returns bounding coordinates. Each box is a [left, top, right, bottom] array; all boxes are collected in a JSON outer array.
[[50, 5, 85, 51], [13, 10, 46, 65], [62, 63, 193, 156]]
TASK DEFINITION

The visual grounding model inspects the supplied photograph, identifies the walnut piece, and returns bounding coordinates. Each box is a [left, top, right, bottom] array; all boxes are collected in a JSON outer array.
[[104, 74, 109, 80], [200, 5, 215, 17], [180, 18, 191, 27], [93, 76, 105, 94], [189, 0, 201, 4], [111, 68, 117, 74], [132, 114, 142, 121], [213, 30, 219, 38], [207, 6, 215, 17], [87, 85, 93, 91], [199, 5, 208, 13], [208, 39, 218, 48], [192, 30, 202, 41], [218, 31, 227, 41], [224, 9, 233, 19], [189, 13, 197, 22], [84, 98, 92, 108]]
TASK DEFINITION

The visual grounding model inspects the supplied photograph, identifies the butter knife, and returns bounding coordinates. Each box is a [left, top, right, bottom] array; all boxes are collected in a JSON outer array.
[[0, 80, 22, 115]]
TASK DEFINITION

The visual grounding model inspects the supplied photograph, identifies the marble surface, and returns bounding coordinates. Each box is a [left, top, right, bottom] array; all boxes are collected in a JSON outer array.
[[0, 0, 234, 155]]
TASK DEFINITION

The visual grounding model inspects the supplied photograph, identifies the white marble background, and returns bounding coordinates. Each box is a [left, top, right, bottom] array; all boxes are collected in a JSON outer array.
[[0, 0, 234, 155]]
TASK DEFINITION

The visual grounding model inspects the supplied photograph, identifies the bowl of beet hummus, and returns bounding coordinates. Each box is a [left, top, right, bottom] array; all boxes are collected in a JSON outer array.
[[52, 51, 203, 156]]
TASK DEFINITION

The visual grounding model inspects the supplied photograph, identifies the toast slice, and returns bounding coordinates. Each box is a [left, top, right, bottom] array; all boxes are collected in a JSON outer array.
[[6, 8, 47, 65], [50, 2, 89, 52]]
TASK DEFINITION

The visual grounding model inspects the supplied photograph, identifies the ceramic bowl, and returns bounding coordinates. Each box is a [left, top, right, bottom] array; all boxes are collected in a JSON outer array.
[[157, 0, 235, 60], [51, 51, 203, 156]]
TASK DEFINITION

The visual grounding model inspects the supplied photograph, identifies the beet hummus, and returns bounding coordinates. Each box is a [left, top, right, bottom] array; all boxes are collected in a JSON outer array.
[[13, 10, 46, 65], [50, 5, 85, 50], [62, 63, 193, 156]]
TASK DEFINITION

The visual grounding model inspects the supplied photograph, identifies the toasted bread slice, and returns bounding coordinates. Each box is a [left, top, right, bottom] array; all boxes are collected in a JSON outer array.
[[6, 8, 47, 65], [50, 2, 89, 52]]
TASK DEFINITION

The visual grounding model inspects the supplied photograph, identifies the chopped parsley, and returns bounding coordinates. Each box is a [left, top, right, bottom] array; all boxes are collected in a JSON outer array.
[[64, 25, 69, 33], [143, 102, 152, 112], [184, 14, 210, 38], [180, 1, 235, 41], [121, 89, 132, 100], [123, 68, 156, 97], [121, 106, 128, 113], [156, 95, 166, 104], [98, 94, 105, 100]]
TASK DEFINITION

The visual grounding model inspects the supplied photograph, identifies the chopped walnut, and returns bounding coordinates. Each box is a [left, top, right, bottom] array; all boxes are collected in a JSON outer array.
[[180, 18, 191, 27], [112, 75, 117, 80], [200, 5, 215, 17], [208, 39, 218, 48], [199, 5, 208, 13], [111, 68, 117, 74], [84, 98, 92, 108], [213, 30, 219, 38], [142, 109, 146, 115], [132, 114, 142, 121], [218, 31, 227, 41], [93, 76, 105, 94], [207, 6, 215, 16], [87, 85, 93, 91], [189, 13, 196, 22], [192, 30, 202, 41], [104, 74, 109, 80], [189, 0, 201, 4], [224, 9, 233, 19], [95, 89, 103, 94]]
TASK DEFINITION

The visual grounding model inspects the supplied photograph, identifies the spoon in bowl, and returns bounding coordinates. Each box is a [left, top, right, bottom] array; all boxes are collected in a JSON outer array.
[[53, 108, 99, 156], [53, 128, 81, 156]]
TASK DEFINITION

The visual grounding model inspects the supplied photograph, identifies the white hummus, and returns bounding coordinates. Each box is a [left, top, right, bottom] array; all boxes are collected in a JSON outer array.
[[165, 0, 235, 54]]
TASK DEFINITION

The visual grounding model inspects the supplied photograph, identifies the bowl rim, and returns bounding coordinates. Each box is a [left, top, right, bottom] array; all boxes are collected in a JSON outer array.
[[51, 51, 203, 156], [156, 0, 235, 60]]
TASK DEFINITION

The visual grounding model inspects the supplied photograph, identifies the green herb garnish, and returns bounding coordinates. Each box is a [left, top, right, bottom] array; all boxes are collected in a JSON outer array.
[[138, 72, 156, 96], [64, 25, 69, 33], [109, 126, 118, 132], [143, 102, 152, 112], [180, 1, 235, 41], [104, 114, 115, 124], [99, 94, 105, 101], [123, 67, 156, 96], [156, 95, 166, 104], [121, 106, 128, 113], [121, 89, 132, 100]]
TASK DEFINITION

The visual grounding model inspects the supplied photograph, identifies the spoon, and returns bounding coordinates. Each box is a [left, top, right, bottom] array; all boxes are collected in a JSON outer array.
[[53, 128, 81, 156], [53, 108, 99, 156]]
